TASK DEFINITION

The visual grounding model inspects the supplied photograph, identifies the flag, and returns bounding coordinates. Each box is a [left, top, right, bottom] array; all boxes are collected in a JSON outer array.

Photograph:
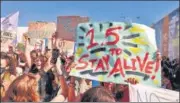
[[1, 11, 19, 51], [1, 11, 19, 32]]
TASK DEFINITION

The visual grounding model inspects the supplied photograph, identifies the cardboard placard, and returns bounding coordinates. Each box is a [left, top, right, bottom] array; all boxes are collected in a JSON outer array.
[[70, 22, 161, 87]]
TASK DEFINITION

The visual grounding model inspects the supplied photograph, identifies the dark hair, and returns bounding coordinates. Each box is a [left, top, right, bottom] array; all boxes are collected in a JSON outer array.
[[60, 57, 66, 65], [1, 52, 9, 63], [161, 56, 180, 91], [30, 50, 38, 58], [0, 52, 16, 75], [100, 82, 104, 86], [29, 64, 39, 74], [115, 91, 123, 101], [81, 86, 115, 102]]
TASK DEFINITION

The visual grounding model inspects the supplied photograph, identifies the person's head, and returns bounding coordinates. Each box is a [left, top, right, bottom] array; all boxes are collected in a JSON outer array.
[[115, 91, 124, 102], [29, 64, 39, 74], [34, 55, 45, 69], [8, 46, 13, 53], [1, 52, 9, 68], [15, 43, 25, 55], [162, 56, 166, 60], [81, 86, 115, 102], [113, 84, 128, 101], [116, 84, 128, 92], [3, 74, 40, 102], [0, 52, 16, 75], [30, 50, 38, 60], [103, 82, 115, 93]]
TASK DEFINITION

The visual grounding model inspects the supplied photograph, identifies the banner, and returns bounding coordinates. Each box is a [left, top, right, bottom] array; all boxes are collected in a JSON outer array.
[[57, 16, 89, 41], [70, 22, 161, 87], [129, 84, 179, 102], [168, 8, 179, 60], [1, 11, 19, 52], [27, 21, 56, 48]]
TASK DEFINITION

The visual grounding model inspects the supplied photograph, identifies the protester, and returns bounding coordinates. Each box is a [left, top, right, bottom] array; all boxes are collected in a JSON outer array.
[[30, 50, 38, 65], [115, 84, 129, 102], [0, 52, 17, 99], [1, 47, 179, 102], [29, 55, 57, 101], [80, 86, 115, 102], [15, 48, 28, 75], [161, 56, 180, 91], [3, 74, 40, 102], [0, 29, 179, 103], [162, 70, 172, 89]]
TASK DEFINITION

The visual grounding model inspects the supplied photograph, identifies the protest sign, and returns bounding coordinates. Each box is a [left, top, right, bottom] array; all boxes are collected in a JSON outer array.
[[27, 21, 56, 48], [1, 12, 19, 52], [57, 16, 89, 41], [129, 84, 179, 102], [70, 22, 161, 87], [56, 38, 75, 56], [17, 27, 28, 43]]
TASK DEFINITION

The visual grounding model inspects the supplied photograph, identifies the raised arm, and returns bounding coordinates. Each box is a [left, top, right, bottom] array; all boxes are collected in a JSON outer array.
[[24, 38, 32, 68], [68, 76, 76, 102], [55, 57, 68, 98]]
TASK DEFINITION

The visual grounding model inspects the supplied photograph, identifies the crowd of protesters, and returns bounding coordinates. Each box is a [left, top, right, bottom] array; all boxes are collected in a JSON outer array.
[[0, 35, 179, 102], [161, 56, 180, 91]]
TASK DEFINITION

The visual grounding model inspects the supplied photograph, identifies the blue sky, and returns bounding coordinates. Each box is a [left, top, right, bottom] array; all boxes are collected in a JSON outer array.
[[1, 1, 179, 26]]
